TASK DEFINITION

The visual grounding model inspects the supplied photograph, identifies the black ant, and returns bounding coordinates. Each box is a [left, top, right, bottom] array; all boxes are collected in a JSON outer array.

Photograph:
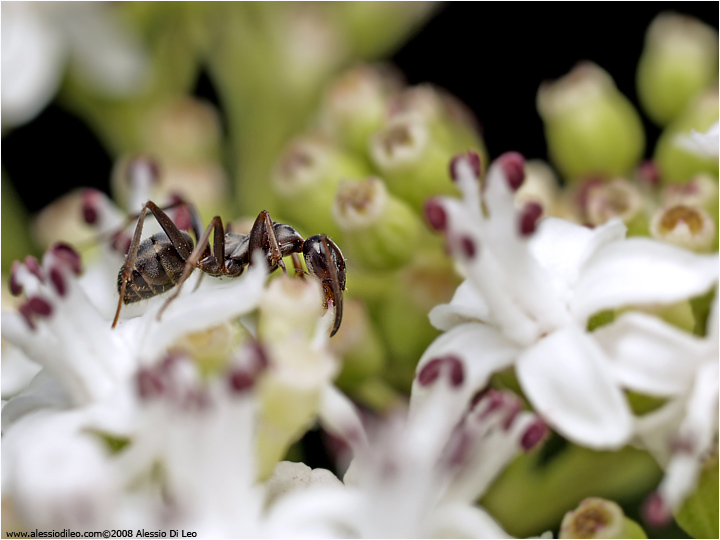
[[113, 200, 346, 336]]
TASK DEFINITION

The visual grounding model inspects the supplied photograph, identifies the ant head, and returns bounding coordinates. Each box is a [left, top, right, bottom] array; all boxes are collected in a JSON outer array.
[[303, 235, 346, 336]]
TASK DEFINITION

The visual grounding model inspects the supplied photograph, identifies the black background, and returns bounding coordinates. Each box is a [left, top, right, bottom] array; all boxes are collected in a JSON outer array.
[[3, 2, 719, 214]]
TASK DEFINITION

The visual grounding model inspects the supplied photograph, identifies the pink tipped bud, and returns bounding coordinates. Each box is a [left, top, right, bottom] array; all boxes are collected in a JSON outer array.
[[10, 260, 23, 296], [24, 256, 45, 283], [27, 296, 52, 317], [424, 198, 447, 231], [521, 418, 549, 450], [81, 189, 101, 225], [643, 492, 672, 528], [450, 151, 482, 182], [497, 151, 526, 191], [49, 267, 66, 297], [50, 243, 82, 275], [519, 202, 544, 236]]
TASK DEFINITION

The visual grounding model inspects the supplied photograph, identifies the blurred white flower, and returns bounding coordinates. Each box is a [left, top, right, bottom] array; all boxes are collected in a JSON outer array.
[[674, 121, 719, 158], [269, 380, 545, 538], [595, 293, 718, 519], [1, 1, 148, 128], [417, 152, 718, 449]]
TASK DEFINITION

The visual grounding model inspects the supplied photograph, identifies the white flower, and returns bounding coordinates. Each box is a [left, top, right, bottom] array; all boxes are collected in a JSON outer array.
[[674, 121, 720, 158], [268, 379, 545, 538], [594, 293, 719, 517], [416, 153, 718, 449], [1, 1, 148, 128]]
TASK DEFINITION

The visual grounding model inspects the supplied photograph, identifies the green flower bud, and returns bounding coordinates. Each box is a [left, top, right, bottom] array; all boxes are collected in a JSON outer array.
[[654, 88, 719, 184], [583, 178, 648, 235], [537, 62, 645, 182], [637, 13, 719, 126], [560, 497, 646, 539], [272, 135, 371, 238], [317, 64, 403, 158], [649, 203, 716, 253], [332, 177, 422, 270], [369, 85, 487, 211]]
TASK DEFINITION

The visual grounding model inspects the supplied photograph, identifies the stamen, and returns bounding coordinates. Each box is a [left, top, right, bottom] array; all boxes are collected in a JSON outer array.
[[417, 357, 443, 386], [642, 491, 671, 528], [424, 198, 447, 232], [450, 151, 482, 182], [27, 296, 53, 317], [519, 202, 544, 236], [458, 235, 477, 259], [497, 152, 526, 191], [228, 369, 255, 394], [81, 189, 100, 225], [49, 267, 67, 297], [50, 243, 82, 275], [521, 418, 549, 450], [446, 355, 464, 387], [18, 302, 37, 330]]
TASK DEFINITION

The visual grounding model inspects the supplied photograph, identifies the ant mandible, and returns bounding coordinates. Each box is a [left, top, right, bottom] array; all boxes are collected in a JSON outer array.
[[114, 200, 346, 336]]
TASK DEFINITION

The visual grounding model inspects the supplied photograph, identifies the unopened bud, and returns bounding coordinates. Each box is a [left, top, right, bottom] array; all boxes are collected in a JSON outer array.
[[273, 136, 371, 238], [332, 177, 422, 270], [538, 62, 645, 182], [637, 13, 719, 126]]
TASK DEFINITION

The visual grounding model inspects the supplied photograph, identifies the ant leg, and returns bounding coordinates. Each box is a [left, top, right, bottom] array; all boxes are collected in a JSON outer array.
[[157, 215, 225, 320], [248, 210, 287, 274], [113, 204, 150, 328], [291, 253, 305, 278]]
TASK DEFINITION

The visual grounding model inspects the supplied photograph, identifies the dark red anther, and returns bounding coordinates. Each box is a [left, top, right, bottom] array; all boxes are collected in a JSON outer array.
[[501, 398, 523, 430], [521, 418, 548, 450], [228, 369, 254, 394], [27, 296, 53, 317], [168, 193, 192, 232], [497, 152, 526, 191], [136, 368, 165, 400], [24, 256, 45, 283], [424, 198, 447, 232], [450, 151, 482, 182], [81, 189, 100, 225], [642, 492, 671, 528], [446, 355, 464, 387], [49, 267, 67, 297], [10, 260, 23, 296], [417, 357, 443, 386], [519, 202, 544, 236], [477, 389, 505, 420], [50, 243, 82, 275], [458, 235, 477, 259]]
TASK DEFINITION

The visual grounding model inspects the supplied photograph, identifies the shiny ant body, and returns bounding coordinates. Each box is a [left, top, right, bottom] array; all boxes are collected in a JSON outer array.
[[114, 200, 346, 336]]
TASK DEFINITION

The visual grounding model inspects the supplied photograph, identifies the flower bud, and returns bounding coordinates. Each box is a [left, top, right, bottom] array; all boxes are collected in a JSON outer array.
[[537, 62, 645, 182], [560, 497, 646, 539], [317, 63, 403, 157], [661, 174, 719, 224], [650, 204, 716, 253], [637, 13, 719, 126], [654, 88, 719, 184], [273, 136, 371, 238], [332, 177, 422, 270], [370, 85, 487, 211]]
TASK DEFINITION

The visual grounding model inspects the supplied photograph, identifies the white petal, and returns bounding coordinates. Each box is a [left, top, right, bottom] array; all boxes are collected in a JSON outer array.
[[530, 217, 626, 292], [594, 312, 707, 396], [1, 344, 42, 399], [1, 2, 65, 127], [674, 121, 720, 158], [428, 279, 489, 331], [572, 238, 719, 322], [428, 502, 512, 539], [137, 255, 268, 360], [516, 326, 633, 449]]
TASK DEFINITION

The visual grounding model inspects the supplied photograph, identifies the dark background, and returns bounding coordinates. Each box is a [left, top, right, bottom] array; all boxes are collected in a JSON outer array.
[[3, 2, 719, 214]]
